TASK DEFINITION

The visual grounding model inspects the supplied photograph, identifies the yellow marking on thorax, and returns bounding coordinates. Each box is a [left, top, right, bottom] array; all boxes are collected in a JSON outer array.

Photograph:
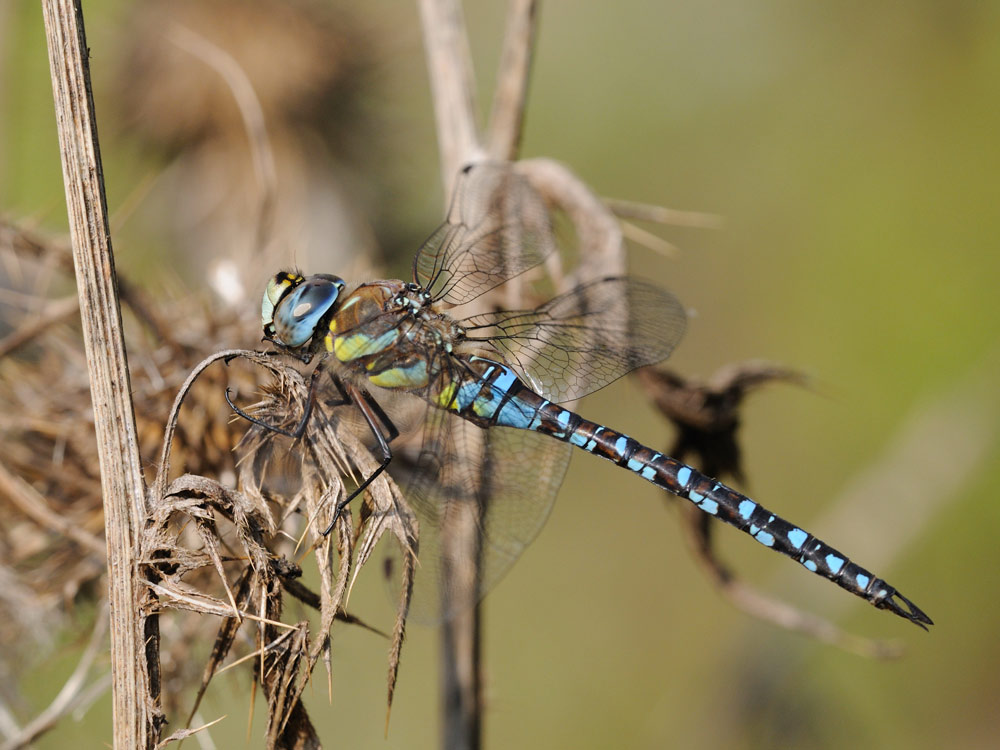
[[435, 382, 459, 410], [332, 334, 362, 361], [369, 366, 428, 389]]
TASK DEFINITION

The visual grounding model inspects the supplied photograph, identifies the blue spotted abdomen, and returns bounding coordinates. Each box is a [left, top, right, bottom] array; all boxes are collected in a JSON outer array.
[[445, 358, 929, 625]]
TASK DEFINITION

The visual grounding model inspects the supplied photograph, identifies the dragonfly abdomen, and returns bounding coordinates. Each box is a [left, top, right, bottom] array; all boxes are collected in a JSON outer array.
[[439, 357, 930, 626], [458, 362, 931, 626]]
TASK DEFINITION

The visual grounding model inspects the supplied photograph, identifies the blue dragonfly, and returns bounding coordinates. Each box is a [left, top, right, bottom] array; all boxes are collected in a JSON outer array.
[[244, 162, 931, 629]]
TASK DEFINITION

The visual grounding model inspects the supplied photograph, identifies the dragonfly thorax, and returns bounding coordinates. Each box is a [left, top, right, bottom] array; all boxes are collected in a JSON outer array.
[[325, 280, 465, 392]]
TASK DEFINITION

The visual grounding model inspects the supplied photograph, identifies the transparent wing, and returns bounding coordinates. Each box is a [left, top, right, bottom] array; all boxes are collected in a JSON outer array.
[[412, 162, 556, 305], [461, 276, 687, 403], [384, 403, 572, 624]]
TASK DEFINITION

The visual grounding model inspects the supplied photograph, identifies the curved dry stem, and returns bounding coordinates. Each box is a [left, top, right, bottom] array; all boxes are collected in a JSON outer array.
[[519, 158, 626, 288], [166, 23, 277, 262], [153, 348, 258, 502]]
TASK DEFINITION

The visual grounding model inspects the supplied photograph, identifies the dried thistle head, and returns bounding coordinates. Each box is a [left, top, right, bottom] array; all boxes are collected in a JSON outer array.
[[138, 345, 419, 728], [0, 220, 264, 687]]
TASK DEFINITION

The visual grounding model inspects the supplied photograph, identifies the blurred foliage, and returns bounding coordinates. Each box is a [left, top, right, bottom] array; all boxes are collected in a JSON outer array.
[[2, 1, 999, 748]]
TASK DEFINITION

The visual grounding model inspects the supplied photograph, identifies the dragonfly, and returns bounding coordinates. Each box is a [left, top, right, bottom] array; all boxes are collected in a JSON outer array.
[[242, 162, 932, 629]]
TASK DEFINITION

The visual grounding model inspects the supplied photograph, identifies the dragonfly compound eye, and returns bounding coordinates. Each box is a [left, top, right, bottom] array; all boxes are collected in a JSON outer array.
[[270, 274, 343, 348]]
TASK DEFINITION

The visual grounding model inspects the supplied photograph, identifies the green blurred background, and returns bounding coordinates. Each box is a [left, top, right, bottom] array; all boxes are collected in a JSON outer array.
[[4, 0, 999, 748]]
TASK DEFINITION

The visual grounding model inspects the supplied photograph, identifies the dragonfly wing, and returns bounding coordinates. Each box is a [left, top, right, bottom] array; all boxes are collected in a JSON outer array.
[[385, 406, 572, 623], [462, 276, 688, 403], [412, 163, 556, 305]]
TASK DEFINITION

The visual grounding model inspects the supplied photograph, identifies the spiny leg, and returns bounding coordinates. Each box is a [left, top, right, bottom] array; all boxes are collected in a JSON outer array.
[[226, 362, 327, 439], [322, 380, 400, 536]]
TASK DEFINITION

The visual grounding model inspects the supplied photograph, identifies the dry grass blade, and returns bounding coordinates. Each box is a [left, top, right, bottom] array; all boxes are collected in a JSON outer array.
[[620, 220, 680, 258], [155, 714, 227, 749], [184, 567, 256, 728], [261, 625, 317, 749], [0, 296, 78, 359], [604, 197, 725, 229]]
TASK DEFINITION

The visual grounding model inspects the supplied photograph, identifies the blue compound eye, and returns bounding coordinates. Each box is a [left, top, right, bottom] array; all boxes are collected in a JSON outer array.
[[271, 274, 345, 348]]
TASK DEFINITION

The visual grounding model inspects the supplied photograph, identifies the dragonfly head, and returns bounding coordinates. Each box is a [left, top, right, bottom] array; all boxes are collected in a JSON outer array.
[[262, 271, 346, 349]]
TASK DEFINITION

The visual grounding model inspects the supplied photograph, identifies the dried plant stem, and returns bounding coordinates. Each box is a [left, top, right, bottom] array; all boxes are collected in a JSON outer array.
[[419, 0, 482, 192], [418, 3, 566, 748], [418, 1, 489, 747], [41, 2, 154, 747], [486, 0, 537, 160]]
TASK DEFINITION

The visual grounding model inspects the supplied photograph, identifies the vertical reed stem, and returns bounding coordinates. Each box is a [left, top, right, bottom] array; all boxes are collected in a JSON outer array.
[[40, 1, 154, 746]]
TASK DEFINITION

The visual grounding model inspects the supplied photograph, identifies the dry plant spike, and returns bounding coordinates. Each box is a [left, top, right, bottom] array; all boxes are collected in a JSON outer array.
[[144, 581, 290, 626], [620, 220, 680, 259], [262, 625, 319, 749], [189, 513, 242, 620], [303, 504, 352, 701], [604, 197, 726, 230], [216, 629, 295, 678], [184, 567, 257, 729], [385, 538, 416, 733], [155, 714, 226, 750]]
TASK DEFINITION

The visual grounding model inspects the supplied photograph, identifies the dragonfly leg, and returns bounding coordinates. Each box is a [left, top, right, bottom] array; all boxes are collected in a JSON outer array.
[[226, 363, 325, 439], [322, 382, 399, 536]]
